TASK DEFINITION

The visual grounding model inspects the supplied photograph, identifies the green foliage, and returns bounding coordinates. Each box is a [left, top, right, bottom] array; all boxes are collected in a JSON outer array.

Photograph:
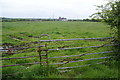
[[2, 66, 26, 80], [74, 63, 118, 78], [91, 0, 120, 34], [91, 0, 120, 62], [22, 65, 59, 78], [2, 65, 59, 79]]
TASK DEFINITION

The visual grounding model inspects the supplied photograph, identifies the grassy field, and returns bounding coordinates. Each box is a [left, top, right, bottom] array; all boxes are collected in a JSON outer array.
[[2, 21, 118, 79], [2, 21, 111, 45]]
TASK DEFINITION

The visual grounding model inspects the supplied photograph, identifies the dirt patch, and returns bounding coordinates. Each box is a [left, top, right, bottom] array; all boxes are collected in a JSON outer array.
[[19, 32, 39, 38], [9, 35, 23, 40]]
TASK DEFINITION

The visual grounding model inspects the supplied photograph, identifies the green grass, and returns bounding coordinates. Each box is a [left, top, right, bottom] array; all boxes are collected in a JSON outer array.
[[2, 21, 118, 79], [2, 21, 112, 46], [2, 21, 111, 36]]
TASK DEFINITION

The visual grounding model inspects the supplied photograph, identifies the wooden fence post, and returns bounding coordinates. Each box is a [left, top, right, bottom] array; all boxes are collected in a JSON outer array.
[[45, 44, 48, 65], [8, 48, 12, 55], [37, 47, 42, 65]]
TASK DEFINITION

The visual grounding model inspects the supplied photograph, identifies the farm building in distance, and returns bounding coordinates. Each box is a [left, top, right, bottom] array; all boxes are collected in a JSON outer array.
[[58, 17, 67, 21]]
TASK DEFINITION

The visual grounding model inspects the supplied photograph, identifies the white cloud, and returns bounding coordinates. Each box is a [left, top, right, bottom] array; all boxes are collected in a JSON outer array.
[[0, 0, 108, 19]]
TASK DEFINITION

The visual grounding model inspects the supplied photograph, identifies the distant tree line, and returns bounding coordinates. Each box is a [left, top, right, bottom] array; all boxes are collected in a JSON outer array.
[[1, 18, 59, 22], [1, 17, 102, 22], [82, 18, 102, 22]]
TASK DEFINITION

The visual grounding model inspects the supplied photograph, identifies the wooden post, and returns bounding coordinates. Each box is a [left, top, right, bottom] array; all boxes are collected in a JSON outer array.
[[45, 44, 48, 65], [37, 47, 42, 65], [7, 48, 12, 55]]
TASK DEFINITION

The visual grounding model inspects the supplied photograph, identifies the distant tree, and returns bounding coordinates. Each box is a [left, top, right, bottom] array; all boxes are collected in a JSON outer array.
[[91, 18, 101, 22]]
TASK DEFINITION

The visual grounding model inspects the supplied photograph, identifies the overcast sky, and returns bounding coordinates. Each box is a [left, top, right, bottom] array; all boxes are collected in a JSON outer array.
[[0, 0, 108, 19]]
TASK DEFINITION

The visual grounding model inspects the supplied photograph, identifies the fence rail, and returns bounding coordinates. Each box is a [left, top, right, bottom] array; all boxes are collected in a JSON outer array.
[[57, 61, 106, 69], [46, 44, 117, 51], [49, 51, 114, 59], [1, 46, 44, 50], [1, 54, 46, 60], [1, 51, 114, 60], [1, 62, 46, 67], [39, 37, 113, 42], [52, 56, 113, 65]]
